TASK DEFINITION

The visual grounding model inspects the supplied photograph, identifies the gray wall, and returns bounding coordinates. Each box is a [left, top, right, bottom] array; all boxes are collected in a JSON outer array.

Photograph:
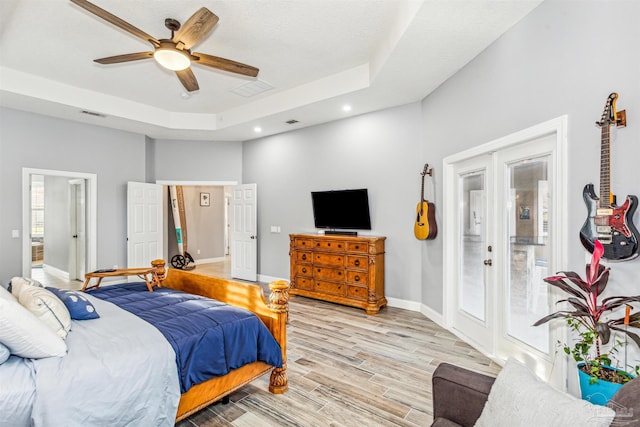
[[149, 139, 243, 183], [419, 0, 640, 311], [243, 102, 425, 301], [0, 107, 146, 284]]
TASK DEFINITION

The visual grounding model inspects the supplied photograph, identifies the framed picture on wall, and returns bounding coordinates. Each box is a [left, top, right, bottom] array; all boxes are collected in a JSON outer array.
[[200, 192, 210, 207]]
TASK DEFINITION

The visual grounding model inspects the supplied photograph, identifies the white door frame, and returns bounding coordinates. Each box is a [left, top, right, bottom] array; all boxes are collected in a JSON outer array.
[[443, 116, 568, 385], [22, 168, 97, 277]]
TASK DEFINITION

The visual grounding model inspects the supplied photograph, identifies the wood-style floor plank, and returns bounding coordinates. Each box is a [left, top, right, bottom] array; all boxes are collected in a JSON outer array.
[[182, 294, 500, 426]]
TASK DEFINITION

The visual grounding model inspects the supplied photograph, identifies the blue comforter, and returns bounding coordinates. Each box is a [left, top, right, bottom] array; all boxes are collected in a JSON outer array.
[[89, 282, 282, 393]]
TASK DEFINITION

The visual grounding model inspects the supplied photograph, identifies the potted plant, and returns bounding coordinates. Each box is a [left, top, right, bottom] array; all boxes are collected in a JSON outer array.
[[534, 239, 640, 404]]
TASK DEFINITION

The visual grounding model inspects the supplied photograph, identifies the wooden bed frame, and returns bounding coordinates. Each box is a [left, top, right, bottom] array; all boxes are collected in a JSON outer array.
[[150, 260, 289, 421]]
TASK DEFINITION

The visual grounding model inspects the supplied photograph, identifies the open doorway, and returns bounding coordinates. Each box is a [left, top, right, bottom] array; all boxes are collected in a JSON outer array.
[[22, 168, 97, 285]]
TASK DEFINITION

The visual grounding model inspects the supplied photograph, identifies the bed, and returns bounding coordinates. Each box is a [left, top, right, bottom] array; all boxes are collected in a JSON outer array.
[[0, 261, 289, 425]]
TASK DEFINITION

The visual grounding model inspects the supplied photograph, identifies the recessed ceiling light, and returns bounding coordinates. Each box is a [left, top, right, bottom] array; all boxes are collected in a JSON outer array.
[[254, 126, 262, 133], [342, 104, 352, 112]]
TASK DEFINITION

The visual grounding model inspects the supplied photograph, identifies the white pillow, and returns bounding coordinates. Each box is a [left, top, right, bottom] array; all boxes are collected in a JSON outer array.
[[18, 286, 72, 339], [0, 286, 67, 358], [475, 358, 615, 427], [10, 276, 43, 297]]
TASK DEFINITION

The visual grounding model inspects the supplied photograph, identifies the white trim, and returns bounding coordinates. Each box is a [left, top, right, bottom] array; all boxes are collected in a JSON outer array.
[[194, 257, 226, 265], [22, 168, 97, 278], [257, 274, 287, 284], [386, 296, 421, 312], [42, 263, 69, 280], [155, 180, 238, 186], [419, 303, 444, 327]]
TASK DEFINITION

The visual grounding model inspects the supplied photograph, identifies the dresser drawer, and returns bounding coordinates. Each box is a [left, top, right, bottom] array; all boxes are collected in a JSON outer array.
[[346, 255, 368, 269], [296, 251, 312, 263], [295, 238, 314, 249], [296, 265, 313, 276], [314, 253, 344, 267], [346, 241, 368, 253], [294, 276, 313, 290], [313, 266, 345, 281], [346, 285, 368, 300], [346, 270, 368, 285], [314, 280, 345, 296], [314, 240, 346, 252]]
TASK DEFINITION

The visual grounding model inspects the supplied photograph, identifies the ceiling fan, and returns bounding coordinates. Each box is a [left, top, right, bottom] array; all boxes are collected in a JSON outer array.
[[70, 0, 259, 92]]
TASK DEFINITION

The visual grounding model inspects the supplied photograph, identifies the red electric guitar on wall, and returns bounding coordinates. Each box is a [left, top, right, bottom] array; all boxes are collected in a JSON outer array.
[[414, 163, 437, 240], [579, 93, 639, 261]]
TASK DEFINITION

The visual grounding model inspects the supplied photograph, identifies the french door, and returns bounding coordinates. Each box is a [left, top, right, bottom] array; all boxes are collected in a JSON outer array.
[[444, 117, 567, 388]]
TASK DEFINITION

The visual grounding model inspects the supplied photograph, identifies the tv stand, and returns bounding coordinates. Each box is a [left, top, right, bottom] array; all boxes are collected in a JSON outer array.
[[324, 230, 357, 236], [289, 234, 386, 314]]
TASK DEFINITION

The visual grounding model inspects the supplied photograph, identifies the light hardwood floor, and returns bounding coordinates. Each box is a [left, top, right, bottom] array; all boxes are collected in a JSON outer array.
[[177, 262, 501, 427], [30, 262, 501, 426]]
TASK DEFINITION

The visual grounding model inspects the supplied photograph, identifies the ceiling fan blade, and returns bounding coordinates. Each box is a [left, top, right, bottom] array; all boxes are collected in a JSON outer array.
[[94, 52, 154, 64], [176, 68, 199, 92], [173, 8, 219, 50], [70, 0, 159, 46], [192, 53, 259, 77]]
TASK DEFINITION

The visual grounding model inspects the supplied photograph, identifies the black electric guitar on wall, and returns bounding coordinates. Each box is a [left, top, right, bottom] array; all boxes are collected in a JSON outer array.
[[579, 93, 639, 261], [414, 163, 437, 240]]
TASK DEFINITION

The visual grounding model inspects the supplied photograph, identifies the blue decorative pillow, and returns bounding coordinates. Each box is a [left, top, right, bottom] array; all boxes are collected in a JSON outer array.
[[0, 342, 10, 364], [45, 288, 100, 320]]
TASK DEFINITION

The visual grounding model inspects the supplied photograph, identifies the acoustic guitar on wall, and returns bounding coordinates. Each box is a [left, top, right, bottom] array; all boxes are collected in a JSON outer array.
[[414, 163, 437, 240], [579, 92, 639, 261]]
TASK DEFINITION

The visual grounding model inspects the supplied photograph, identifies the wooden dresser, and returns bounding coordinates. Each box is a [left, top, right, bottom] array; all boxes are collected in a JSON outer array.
[[289, 233, 386, 314]]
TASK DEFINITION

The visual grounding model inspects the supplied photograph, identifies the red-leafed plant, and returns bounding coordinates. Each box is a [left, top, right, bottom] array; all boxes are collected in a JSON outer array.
[[534, 240, 640, 383]]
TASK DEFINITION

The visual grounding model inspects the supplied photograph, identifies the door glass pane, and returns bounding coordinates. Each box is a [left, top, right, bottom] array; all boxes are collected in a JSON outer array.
[[507, 157, 550, 353], [460, 172, 485, 321]]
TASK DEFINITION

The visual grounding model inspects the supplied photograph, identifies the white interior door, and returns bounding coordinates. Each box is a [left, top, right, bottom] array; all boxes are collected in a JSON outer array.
[[230, 183, 257, 281], [68, 179, 86, 280], [127, 182, 163, 268]]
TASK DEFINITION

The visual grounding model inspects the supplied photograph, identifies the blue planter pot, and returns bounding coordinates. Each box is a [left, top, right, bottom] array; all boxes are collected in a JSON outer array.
[[577, 362, 633, 405]]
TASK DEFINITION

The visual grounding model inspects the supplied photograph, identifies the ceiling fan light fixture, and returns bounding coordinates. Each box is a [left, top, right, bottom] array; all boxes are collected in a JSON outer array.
[[154, 45, 191, 71]]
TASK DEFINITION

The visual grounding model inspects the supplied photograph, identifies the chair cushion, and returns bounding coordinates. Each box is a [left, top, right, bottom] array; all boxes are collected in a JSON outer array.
[[475, 358, 615, 427]]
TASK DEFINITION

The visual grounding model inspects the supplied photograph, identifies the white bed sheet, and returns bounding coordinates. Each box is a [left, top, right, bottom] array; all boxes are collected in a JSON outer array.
[[0, 293, 180, 427]]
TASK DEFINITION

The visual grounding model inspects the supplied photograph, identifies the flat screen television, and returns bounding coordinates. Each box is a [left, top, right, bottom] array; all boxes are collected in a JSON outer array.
[[311, 188, 372, 231]]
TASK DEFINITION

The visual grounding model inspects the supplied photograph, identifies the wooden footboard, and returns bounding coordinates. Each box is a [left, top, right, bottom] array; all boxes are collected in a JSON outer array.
[[159, 266, 289, 421]]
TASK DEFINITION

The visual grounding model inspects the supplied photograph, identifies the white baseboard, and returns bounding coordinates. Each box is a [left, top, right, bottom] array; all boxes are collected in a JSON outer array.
[[195, 257, 226, 265], [385, 297, 444, 327], [258, 274, 287, 284], [43, 264, 69, 280]]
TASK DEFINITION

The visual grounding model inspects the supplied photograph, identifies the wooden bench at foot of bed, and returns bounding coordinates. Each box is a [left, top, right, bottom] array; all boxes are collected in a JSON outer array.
[[157, 265, 289, 421]]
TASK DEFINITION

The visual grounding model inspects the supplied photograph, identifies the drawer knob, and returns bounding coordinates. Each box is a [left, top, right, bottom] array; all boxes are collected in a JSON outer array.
[[354, 259, 360, 266], [302, 268, 307, 273], [338, 271, 342, 275], [355, 275, 360, 281], [317, 268, 321, 273], [301, 254, 307, 260], [355, 245, 359, 249]]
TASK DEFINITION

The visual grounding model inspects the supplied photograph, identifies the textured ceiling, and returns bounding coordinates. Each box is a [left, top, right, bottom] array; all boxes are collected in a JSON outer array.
[[0, 0, 542, 141]]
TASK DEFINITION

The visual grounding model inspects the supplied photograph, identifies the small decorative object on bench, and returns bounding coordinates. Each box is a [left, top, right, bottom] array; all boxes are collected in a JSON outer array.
[[534, 239, 640, 404]]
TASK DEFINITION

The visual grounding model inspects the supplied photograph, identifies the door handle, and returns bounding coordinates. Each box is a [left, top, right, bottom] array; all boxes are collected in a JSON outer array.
[[72, 235, 78, 238], [250, 235, 256, 240], [483, 259, 492, 266]]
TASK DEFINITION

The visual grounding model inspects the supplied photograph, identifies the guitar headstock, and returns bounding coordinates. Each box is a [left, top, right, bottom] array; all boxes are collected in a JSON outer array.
[[596, 92, 618, 127], [421, 163, 433, 177]]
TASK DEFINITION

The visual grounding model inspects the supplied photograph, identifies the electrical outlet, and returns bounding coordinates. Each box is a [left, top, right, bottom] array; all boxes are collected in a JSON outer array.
[[197, 249, 201, 255]]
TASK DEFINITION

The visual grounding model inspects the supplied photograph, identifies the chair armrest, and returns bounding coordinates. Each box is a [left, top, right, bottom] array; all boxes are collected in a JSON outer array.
[[432, 363, 496, 427]]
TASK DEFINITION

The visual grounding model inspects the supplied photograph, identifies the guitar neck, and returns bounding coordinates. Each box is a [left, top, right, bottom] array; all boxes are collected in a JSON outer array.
[[420, 176, 426, 203], [599, 125, 611, 208]]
